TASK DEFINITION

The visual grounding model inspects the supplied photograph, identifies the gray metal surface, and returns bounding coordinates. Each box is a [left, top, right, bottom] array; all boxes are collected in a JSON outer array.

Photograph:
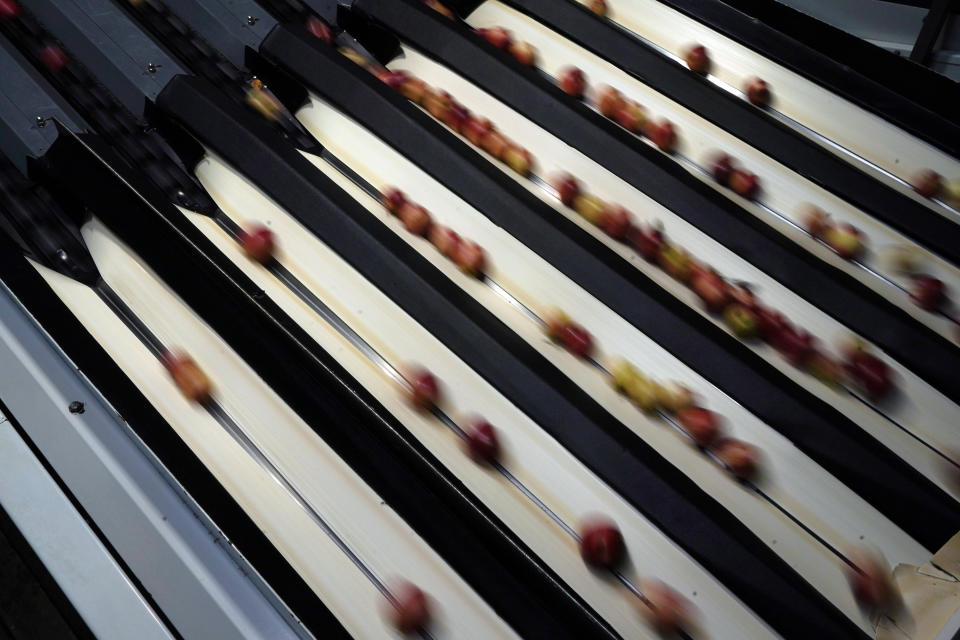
[[18, 0, 186, 117], [0, 276, 309, 640], [0, 39, 85, 173], [164, 0, 277, 68]]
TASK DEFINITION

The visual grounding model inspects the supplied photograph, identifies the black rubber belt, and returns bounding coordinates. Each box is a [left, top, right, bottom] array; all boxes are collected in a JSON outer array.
[[351, 0, 960, 406], [37, 132, 607, 640], [258, 23, 960, 550]]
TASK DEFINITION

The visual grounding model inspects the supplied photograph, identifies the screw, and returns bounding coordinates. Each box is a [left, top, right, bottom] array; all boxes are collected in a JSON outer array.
[[146, 62, 160, 74], [246, 15, 258, 26], [35, 116, 47, 128], [68, 401, 85, 414]]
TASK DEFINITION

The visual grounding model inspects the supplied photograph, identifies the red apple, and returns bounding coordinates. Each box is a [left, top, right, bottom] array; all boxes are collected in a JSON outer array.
[[691, 268, 731, 314], [711, 153, 735, 186], [428, 225, 461, 257], [561, 323, 593, 358], [823, 223, 864, 260], [558, 66, 587, 99], [644, 119, 678, 152], [398, 202, 432, 236], [553, 173, 581, 207], [638, 580, 693, 635], [381, 187, 407, 214], [744, 77, 771, 106], [305, 16, 333, 44], [377, 69, 409, 92], [399, 76, 428, 104], [0, 0, 21, 19], [711, 438, 760, 479], [480, 130, 510, 159], [463, 418, 500, 464], [728, 283, 758, 310], [846, 550, 897, 614], [599, 205, 631, 239], [384, 581, 431, 633], [627, 225, 665, 262], [844, 349, 895, 401], [503, 145, 534, 176], [676, 407, 723, 447], [911, 169, 942, 199], [729, 169, 760, 199], [801, 205, 830, 237], [754, 307, 787, 343], [508, 40, 537, 67], [161, 351, 213, 404], [910, 274, 947, 310], [579, 518, 624, 568], [442, 100, 470, 132], [476, 26, 511, 49], [594, 84, 624, 118], [423, 89, 452, 121], [239, 225, 276, 264], [462, 117, 493, 146], [586, 0, 608, 16], [613, 100, 648, 133], [39, 44, 68, 71], [405, 366, 440, 410], [684, 44, 711, 74], [452, 239, 486, 276], [770, 325, 815, 367]]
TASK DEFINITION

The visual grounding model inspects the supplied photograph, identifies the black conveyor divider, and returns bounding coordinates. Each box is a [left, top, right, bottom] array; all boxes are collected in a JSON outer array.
[[350, 0, 960, 406], [257, 23, 960, 550], [483, 0, 960, 266], [160, 68, 872, 638], [35, 132, 603, 640]]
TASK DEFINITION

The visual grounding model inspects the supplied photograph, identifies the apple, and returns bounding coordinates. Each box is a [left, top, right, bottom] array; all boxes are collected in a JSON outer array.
[[480, 130, 510, 159], [945, 179, 960, 205], [754, 307, 787, 343], [423, 0, 455, 18], [654, 381, 694, 414], [561, 323, 594, 358], [405, 366, 440, 410], [744, 77, 771, 106], [462, 117, 493, 146], [609, 358, 640, 392], [428, 225, 461, 257], [843, 348, 895, 401], [627, 225, 665, 262], [452, 239, 486, 276], [770, 325, 814, 367], [381, 187, 407, 214], [644, 119, 678, 152], [678, 408, 722, 447], [626, 374, 659, 413], [508, 40, 537, 67], [684, 44, 711, 74], [503, 145, 534, 176], [463, 418, 500, 464], [239, 225, 276, 264], [586, 0, 608, 16], [691, 268, 730, 313], [729, 169, 760, 199], [805, 350, 844, 387], [398, 202, 432, 236], [399, 76, 428, 104], [909, 274, 946, 310], [161, 352, 213, 404], [846, 550, 897, 614], [657, 244, 694, 282], [723, 303, 759, 338], [880, 245, 922, 274], [728, 283, 758, 310], [305, 16, 333, 44], [637, 580, 693, 635], [573, 194, 607, 225], [553, 173, 581, 207], [543, 308, 570, 341], [423, 89, 452, 121], [384, 581, 431, 633], [613, 100, 648, 133], [801, 205, 830, 237], [823, 223, 864, 260], [594, 84, 624, 118], [476, 26, 511, 49], [443, 100, 470, 132], [711, 438, 760, 479], [711, 153, 735, 186], [910, 168, 942, 199], [579, 518, 624, 568], [558, 66, 587, 99], [377, 70, 408, 93], [599, 205, 631, 239], [0, 0, 21, 20], [39, 44, 69, 71]]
